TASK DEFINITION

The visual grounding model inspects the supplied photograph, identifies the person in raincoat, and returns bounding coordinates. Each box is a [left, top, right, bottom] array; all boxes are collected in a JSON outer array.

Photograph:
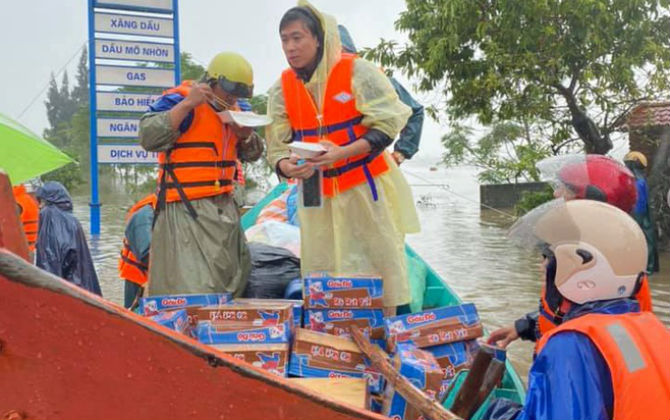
[[139, 52, 264, 297], [337, 24, 424, 166], [485, 199, 670, 420], [624, 151, 659, 273], [35, 181, 102, 296], [267, 2, 420, 312]]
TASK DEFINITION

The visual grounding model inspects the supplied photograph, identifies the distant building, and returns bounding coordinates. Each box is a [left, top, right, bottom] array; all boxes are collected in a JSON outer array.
[[616, 101, 670, 246]]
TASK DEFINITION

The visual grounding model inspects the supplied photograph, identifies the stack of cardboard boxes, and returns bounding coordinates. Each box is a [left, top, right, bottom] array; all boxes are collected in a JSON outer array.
[[384, 303, 483, 400], [195, 300, 295, 377], [383, 343, 443, 420], [139, 293, 233, 336], [303, 275, 385, 346]]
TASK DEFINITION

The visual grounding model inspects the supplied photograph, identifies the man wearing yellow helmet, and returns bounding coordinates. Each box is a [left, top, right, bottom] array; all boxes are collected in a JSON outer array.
[[624, 151, 659, 273], [139, 52, 264, 297]]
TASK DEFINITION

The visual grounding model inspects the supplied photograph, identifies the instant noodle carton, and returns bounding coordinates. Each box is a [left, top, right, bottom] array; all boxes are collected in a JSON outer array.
[[303, 275, 383, 309], [149, 308, 190, 336], [139, 293, 232, 327], [232, 298, 303, 329], [211, 343, 289, 377], [195, 321, 291, 345], [288, 328, 384, 394], [382, 343, 442, 420], [384, 303, 483, 351], [305, 309, 385, 340], [196, 301, 293, 332], [426, 339, 480, 400]]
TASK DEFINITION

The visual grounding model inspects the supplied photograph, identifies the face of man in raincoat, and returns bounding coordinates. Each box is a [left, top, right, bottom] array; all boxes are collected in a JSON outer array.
[[280, 19, 320, 70]]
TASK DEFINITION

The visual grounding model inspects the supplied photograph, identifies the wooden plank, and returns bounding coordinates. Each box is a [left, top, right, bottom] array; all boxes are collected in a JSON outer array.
[[450, 345, 506, 420], [349, 325, 461, 420], [0, 172, 29, 261], [290, 378, 369, 410], [0, 250, 387, 420]]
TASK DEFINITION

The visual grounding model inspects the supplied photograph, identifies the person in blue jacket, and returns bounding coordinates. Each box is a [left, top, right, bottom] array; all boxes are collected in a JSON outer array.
[[35, 181, 102, 296], [338, 24, 424, 166], [624, 151, 659, 273], [486, 199, 670, 420]]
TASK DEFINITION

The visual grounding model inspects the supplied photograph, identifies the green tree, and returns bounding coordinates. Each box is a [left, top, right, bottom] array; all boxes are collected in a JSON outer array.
[[180, 52, 206, 81], [442, 120, 551, 183], [71, 48, 89, 107], [365, 0, 670, 154]]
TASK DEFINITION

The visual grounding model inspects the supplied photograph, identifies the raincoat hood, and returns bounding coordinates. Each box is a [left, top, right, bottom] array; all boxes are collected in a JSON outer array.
[[338, 24, 357, 54], [36, 181, 73, 212], [292, 0, 342, 113]]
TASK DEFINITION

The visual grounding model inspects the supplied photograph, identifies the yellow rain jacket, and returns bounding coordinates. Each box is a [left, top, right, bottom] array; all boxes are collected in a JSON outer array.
[[267, 1, 420, 307]]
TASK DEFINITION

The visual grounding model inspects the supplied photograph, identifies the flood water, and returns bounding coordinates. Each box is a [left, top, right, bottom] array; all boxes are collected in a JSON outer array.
[[72, 163, 670, 381]]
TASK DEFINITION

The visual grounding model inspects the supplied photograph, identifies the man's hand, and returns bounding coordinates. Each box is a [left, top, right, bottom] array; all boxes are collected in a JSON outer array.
[[183, 83, 214, 108], [392, 151, 406, 166], [487, 325, 520, 348], [278, 154, 316, 180], [230, 124, 253, 139], [307, 141, 346, 167]]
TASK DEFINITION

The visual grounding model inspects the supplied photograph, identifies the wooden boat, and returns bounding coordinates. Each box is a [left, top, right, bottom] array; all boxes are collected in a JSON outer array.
[[0, 176, 525, 419]]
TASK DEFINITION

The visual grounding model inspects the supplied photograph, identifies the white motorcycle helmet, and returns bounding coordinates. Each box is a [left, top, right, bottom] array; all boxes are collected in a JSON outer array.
[[509, 199, 647, 305]]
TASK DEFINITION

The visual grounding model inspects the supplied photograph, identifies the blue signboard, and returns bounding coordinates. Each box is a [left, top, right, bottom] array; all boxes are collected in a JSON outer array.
[[88, 0, 179, 234]]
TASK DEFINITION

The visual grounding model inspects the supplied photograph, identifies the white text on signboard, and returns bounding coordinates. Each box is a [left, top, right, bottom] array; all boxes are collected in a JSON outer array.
[[96, 65, 175, 87], [98, 144, 158, 164], [95, 39, 174, 62], [95, 12, 173, 37], [97, 118, 140, 138]]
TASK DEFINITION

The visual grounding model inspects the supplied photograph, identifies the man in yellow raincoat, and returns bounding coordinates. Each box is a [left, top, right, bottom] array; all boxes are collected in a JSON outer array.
[[266, 1, 420, 312]]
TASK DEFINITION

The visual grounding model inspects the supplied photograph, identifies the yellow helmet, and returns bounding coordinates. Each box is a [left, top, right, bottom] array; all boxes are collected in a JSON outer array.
[[205, 52, 254, 98], [624, 151, 648, 168]]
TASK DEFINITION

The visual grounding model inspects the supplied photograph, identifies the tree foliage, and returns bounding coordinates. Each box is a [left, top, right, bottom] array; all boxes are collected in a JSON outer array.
[[364, 0, 670, 155]]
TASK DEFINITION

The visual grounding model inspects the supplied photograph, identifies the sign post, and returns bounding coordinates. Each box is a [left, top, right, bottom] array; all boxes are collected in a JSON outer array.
[[87, 0, 180, 235]]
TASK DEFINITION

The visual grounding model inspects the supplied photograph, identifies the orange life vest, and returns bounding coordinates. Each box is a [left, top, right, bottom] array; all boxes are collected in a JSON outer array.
[[537, 275, 655, 342], [12, 185, 39, 252], [156, 81, 238, 217], [118, 195, 155, 286], [536, 311, 670, 420], [281, 53, 389, 199]]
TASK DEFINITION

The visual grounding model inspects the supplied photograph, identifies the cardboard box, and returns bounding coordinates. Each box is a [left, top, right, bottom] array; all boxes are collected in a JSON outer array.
[[384, 304, 483, 351], [196, 301, 293, 331], [139, 293, 232, 328], [292, 328, 367, 371], [290, 378, 369, 410], [289, 328, 384, 394], [383, 343, 443, 420], [149, 309, 190, 336], [232, 298, 303, 329], [211, 343, 289, 377], [196, 321, 291, 345], [139, 293, 232, 316], [303, 276, 383, 309], [305, 309, 385, 340], [288, 354, 384, 394], [426, 340, 480, 400]]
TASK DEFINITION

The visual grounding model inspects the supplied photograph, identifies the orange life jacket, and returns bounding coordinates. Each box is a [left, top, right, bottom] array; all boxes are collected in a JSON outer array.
[[12, 185, 39, 252], [536, 311, 670, 420], [156, 81, 238, 217], [118, 195, 155, 286], [281, 53, 389, 199], [536, 275, 655, 342]]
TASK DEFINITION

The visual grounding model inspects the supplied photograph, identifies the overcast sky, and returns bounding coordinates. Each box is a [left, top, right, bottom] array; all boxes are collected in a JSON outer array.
[[0, 0, 448, 164]]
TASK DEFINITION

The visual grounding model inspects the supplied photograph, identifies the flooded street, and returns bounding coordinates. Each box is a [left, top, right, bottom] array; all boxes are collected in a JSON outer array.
[[72, 163, 670, 381]]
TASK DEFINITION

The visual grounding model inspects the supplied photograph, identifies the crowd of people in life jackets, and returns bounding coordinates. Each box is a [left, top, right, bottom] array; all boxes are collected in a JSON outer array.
[[11, 2, 670, 419]]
